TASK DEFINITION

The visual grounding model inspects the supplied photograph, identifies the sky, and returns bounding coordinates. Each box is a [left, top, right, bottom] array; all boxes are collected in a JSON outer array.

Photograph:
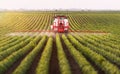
[[0, 0, 120, 10]]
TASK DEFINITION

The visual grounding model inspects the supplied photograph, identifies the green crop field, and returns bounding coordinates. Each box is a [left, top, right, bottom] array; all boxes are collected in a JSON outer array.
[[0, 11, 120, 74]]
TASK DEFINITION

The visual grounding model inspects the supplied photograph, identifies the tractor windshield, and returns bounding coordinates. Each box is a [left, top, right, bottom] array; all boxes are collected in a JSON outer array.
[[60, 17, 64, 20]]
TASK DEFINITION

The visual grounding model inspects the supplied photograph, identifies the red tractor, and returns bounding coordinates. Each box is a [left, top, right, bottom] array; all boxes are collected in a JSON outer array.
[[51, 16, 69, 33]]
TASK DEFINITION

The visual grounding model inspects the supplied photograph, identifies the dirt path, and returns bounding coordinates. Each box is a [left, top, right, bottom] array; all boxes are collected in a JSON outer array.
[[61, 36, 82, 74], [49, 36, 60, 74]]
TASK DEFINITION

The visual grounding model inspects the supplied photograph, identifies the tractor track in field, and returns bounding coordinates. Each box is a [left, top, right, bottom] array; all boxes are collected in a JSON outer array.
[[5, 47, 34, 74], [61, 35, 82, 74], [49, 36, 60, 74]]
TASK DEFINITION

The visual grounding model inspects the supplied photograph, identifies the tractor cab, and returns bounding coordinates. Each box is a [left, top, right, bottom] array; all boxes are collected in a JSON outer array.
[[51, 16, 69, 33]]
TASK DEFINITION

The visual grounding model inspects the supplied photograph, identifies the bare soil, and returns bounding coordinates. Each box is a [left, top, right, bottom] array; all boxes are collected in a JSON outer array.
[[49, 37, 60, 74]]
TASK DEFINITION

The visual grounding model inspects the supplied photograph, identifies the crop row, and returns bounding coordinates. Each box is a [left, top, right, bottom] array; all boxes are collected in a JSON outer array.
[[36, 37, 53, 74], [67, 34, 120, 74], [74, 35, 120, 66], [62, 34, 97, 74], [56, 34, 71, 74], [0, 36, 41, 74], [13, 36, 46, 74]]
